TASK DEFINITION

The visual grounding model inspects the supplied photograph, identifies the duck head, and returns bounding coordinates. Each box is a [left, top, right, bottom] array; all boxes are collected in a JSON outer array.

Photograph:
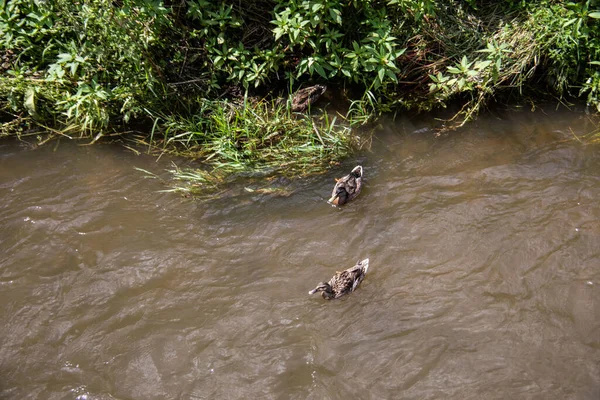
[[350, 165, 362, 178], [358, 258, 369, 272], [308, 282, 335, 299]]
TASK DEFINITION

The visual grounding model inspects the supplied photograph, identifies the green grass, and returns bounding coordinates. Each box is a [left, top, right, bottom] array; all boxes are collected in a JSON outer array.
[[138, 97, 363, 196]]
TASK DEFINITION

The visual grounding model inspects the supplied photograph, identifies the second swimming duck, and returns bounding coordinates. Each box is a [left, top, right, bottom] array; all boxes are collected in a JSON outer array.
[[308, 258, 370, 300], [328, 165, 363, 206]]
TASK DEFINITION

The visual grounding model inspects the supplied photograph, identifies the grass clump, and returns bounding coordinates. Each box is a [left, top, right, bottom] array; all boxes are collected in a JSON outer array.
[[139, 97, 359, 195]]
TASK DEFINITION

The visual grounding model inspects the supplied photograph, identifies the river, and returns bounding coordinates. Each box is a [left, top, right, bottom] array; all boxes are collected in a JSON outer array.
[[1, 107, 599, 399]]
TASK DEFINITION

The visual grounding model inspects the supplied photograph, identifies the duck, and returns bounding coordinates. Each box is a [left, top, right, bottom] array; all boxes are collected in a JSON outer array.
[[291, 84, 327, 112], [308, 258, 370, 300], [328, 165, 363, 206]]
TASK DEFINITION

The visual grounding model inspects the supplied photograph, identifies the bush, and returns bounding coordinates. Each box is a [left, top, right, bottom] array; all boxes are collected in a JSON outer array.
[[0, 0, 171, 134]]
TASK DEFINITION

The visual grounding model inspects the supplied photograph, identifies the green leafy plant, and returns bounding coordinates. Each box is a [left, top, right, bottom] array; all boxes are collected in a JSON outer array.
[[2, 0, 600, 187]]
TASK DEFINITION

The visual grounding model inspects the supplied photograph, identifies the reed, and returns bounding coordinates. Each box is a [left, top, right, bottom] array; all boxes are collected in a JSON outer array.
[[139, 97, 361, 195]]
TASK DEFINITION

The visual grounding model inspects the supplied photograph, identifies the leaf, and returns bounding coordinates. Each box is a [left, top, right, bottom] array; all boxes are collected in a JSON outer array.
[[447, 66, 461, 74], [68, 61, 78, 76], [372, 77, 381, 90], [475, 60, 492, 70], [95, 89, 109, 100], [588, 11, 600, 18], [329, 8, 342, 25], [395, 48, 407, 58], [24, 88, 36, 116], [273, 27, 284, 41], [57, 53, 72, 63], [314, 63, 327, 79], [385, 69, 398, 83], [378, 67, 385, 83]]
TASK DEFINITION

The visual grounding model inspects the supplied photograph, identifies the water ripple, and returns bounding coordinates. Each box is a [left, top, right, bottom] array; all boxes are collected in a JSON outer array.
[[1, 110, 600, 399]]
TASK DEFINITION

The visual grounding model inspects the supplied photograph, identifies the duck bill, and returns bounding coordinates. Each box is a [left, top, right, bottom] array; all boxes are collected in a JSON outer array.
[[327, 195, 339, 205], [308, 288, 318, 295], [360, 258, 369, 272]]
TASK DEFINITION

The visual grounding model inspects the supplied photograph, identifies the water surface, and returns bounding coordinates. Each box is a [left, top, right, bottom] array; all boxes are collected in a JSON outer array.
[[1, 108, 599, 399]]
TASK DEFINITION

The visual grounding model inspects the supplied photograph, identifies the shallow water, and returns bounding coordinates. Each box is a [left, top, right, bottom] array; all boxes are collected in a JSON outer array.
[[1, 108, 599, 399]]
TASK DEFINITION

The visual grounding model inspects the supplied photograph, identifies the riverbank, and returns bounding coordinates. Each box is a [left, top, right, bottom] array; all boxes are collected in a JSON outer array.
[[1, 0, 599, 190]]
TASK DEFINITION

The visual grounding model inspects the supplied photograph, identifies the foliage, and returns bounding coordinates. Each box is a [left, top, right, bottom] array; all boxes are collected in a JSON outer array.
[[3, 0, 600, 131], [179, 0, 408, 98], [0, 0, 170, 135]]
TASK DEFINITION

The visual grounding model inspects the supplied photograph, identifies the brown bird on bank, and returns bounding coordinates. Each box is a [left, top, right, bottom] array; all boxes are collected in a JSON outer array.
[[328, 165, 363, 206], [290, 84, 327, 112], [308, 258, 370, 300]]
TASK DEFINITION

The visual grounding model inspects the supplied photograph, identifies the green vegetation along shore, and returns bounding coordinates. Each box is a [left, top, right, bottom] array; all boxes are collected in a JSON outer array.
[[1, 0, 599, 193]]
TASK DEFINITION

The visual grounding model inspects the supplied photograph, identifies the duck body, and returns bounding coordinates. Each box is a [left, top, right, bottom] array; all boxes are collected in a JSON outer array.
[[328, 165, 363, 206], [291, 84, 327, 112], [309, 258, 370, 300]]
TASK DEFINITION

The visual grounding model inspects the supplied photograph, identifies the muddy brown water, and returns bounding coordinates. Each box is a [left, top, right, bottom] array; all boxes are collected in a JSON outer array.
[[1, 108, 599, 399]]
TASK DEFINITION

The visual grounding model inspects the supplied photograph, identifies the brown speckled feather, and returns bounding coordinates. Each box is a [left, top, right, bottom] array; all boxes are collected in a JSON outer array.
[[328, 264, 366, 298], [309, 259, 370, 300], [291, 85, 327, 112]]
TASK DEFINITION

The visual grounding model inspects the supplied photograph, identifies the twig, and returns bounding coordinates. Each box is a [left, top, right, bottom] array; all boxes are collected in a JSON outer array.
[[311, 120, 325, 146], [169, 78, 207, 86]]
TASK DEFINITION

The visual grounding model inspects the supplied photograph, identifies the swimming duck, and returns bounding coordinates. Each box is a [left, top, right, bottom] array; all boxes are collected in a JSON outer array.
[[328, 165, 363, 206], [308, 258, 370, 300]]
